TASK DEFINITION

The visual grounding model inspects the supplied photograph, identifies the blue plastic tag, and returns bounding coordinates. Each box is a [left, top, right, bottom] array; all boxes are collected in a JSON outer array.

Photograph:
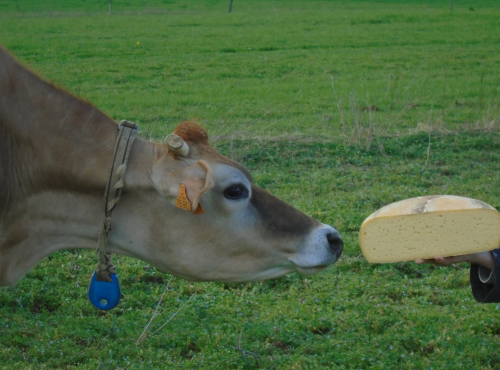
[[88, 271, 121, 310]]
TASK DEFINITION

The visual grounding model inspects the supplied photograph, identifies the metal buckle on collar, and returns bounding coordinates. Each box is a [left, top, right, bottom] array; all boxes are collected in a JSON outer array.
[[119, 120, 139, 133]]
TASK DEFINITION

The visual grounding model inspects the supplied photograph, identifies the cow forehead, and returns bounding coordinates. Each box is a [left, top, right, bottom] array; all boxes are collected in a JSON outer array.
[[210, 163, 252, 189], [226, 160, 252, 183], [188, 145, 253, 183]]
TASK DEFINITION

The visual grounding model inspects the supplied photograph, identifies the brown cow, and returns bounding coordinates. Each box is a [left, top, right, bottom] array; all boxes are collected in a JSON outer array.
[[0, 45, 342, 287]]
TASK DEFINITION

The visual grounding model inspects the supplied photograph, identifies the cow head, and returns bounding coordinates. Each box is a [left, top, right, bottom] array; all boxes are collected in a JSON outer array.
[[124, 121, 342, 283]]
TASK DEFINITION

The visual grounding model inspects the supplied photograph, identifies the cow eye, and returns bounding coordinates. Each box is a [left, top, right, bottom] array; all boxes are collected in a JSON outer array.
[[223, 183, 249, 200]]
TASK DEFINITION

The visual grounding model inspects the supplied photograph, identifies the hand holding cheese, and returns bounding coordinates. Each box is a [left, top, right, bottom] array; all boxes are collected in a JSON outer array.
[[415, 251, 495, 270], [359, 195, 500, 263]]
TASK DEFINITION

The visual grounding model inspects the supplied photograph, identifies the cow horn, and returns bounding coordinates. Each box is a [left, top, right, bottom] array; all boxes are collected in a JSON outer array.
[[165, 134, 189, 157]]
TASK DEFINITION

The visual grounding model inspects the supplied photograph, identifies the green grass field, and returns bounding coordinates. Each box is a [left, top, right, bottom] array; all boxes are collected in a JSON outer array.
[[1, 1, 500, 369]]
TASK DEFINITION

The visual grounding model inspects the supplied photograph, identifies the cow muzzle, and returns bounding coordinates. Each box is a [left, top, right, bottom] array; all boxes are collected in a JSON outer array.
[[290, 224, 343, 276]]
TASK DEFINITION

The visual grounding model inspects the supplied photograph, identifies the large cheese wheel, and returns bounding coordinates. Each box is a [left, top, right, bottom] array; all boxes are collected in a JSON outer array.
[[359, 195, 500, 263]]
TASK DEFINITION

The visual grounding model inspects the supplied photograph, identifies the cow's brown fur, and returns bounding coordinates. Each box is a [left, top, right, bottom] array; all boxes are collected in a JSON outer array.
[[0, 46, 116, 215]]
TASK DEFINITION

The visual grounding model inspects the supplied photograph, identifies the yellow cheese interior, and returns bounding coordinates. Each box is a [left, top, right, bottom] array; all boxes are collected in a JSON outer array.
[[360, 209, 500, 263]]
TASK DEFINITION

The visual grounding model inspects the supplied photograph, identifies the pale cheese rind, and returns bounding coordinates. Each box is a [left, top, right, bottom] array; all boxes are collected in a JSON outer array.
[[359, 196, 500, 263]]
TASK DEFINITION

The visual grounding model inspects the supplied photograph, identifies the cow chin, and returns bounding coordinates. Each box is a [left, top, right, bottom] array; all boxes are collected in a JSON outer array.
[[173, 264, 329, 283], [240, 266, 298, 282], [295, 265, 330, 276], [168, 265, 298, 284]]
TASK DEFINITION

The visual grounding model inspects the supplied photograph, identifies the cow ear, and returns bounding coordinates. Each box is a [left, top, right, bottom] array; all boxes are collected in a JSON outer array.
[[154, 160, 212, 214]]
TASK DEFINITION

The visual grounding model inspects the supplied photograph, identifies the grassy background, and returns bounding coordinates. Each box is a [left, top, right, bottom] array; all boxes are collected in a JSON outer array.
[[1, 0, 499, 139], [1, 1, 500, 369]]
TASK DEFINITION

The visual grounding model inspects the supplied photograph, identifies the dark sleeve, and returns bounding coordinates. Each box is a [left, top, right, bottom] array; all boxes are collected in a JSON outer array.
[[470, 248, 500, 303]]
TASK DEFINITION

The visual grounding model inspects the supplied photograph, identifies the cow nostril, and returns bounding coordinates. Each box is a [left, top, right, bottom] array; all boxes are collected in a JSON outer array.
[[327, 232, 343, 257]]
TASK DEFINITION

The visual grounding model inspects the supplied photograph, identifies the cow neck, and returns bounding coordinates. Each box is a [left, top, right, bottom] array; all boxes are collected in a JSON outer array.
[[0, 45, 119, 207], [0, 46, 156, 287]]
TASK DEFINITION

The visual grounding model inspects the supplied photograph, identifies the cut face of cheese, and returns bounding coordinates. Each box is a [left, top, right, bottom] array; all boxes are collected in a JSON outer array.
[[359, 195, 500, 263]]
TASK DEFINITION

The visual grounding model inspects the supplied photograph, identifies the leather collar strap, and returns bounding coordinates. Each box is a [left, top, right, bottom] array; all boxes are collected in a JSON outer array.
[[95, 120, 139, 282]]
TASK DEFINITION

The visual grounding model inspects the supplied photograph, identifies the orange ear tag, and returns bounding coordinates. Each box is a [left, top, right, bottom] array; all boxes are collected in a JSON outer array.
[[175, 184, 205, 214], [175, 184, 192, 211]]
